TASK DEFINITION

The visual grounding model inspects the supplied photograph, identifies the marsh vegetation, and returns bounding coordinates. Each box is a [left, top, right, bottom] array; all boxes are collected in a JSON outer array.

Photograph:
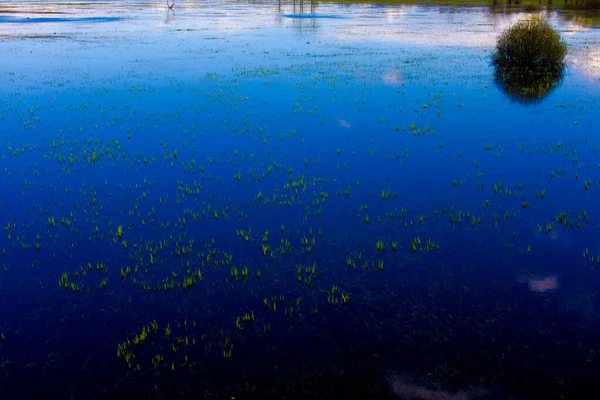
[[0, 1, 599, 399], [492, 16, 568, 103]]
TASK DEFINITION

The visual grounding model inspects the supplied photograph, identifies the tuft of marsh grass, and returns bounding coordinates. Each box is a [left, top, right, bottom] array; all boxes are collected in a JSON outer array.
[[492, 16, 567, 75], [492, 16, 567, 105]]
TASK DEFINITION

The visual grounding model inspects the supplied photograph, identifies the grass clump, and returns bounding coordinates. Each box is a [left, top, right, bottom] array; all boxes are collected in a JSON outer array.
[[492, 16, 567, 104], [493, 16, 567, 75]]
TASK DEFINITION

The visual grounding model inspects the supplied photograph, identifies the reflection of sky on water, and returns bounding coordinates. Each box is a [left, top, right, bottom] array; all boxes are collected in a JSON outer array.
[[385, 371, 525, 399], [528, 275, 559, 293], [1, 3, 600, 399], [1, 1, 599, 83]]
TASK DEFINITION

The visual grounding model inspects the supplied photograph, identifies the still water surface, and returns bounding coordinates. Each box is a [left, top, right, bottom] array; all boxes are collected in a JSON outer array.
[[1, 1, 600, 399]]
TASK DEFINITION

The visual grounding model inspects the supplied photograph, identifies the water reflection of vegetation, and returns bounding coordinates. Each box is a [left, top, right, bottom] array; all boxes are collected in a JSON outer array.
[[559, 9, 600, 25], [321, 0, 598, 6], [2, 3, 600, 400], [492, 16, 566, 104], [494, 68, 564, 104]]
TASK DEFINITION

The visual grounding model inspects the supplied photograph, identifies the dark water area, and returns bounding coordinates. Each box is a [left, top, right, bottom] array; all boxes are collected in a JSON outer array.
[[1, 1, 600, 399]]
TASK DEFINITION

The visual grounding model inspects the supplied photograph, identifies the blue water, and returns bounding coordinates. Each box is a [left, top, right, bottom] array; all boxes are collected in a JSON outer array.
[[1, 1, 600, 399]]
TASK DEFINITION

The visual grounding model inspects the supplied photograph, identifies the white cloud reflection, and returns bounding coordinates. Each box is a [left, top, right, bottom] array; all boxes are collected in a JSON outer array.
[[383, 70, 403, 86], [1, 2, 599, 82]]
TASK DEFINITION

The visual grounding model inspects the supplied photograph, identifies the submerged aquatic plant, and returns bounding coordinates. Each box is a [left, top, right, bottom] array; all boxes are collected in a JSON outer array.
[[492, 16, 567, 104]]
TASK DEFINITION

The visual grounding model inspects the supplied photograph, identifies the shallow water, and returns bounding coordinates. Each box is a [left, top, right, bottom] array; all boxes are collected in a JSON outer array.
[[1, 1, 600, 399]]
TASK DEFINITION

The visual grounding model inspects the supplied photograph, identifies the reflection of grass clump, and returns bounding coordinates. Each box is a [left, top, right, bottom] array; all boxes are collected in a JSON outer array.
[[492, 16, 567, 104], [494, 68, 563, 105]]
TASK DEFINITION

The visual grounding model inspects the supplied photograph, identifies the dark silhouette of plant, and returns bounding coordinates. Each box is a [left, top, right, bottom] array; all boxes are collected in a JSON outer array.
[[494, 68, 563, 105], [492, 16, 567, 105], [493, 16, 566, 75]]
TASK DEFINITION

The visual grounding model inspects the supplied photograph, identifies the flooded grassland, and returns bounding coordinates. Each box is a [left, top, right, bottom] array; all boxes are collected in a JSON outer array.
[[1, 1, 600, 399]]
